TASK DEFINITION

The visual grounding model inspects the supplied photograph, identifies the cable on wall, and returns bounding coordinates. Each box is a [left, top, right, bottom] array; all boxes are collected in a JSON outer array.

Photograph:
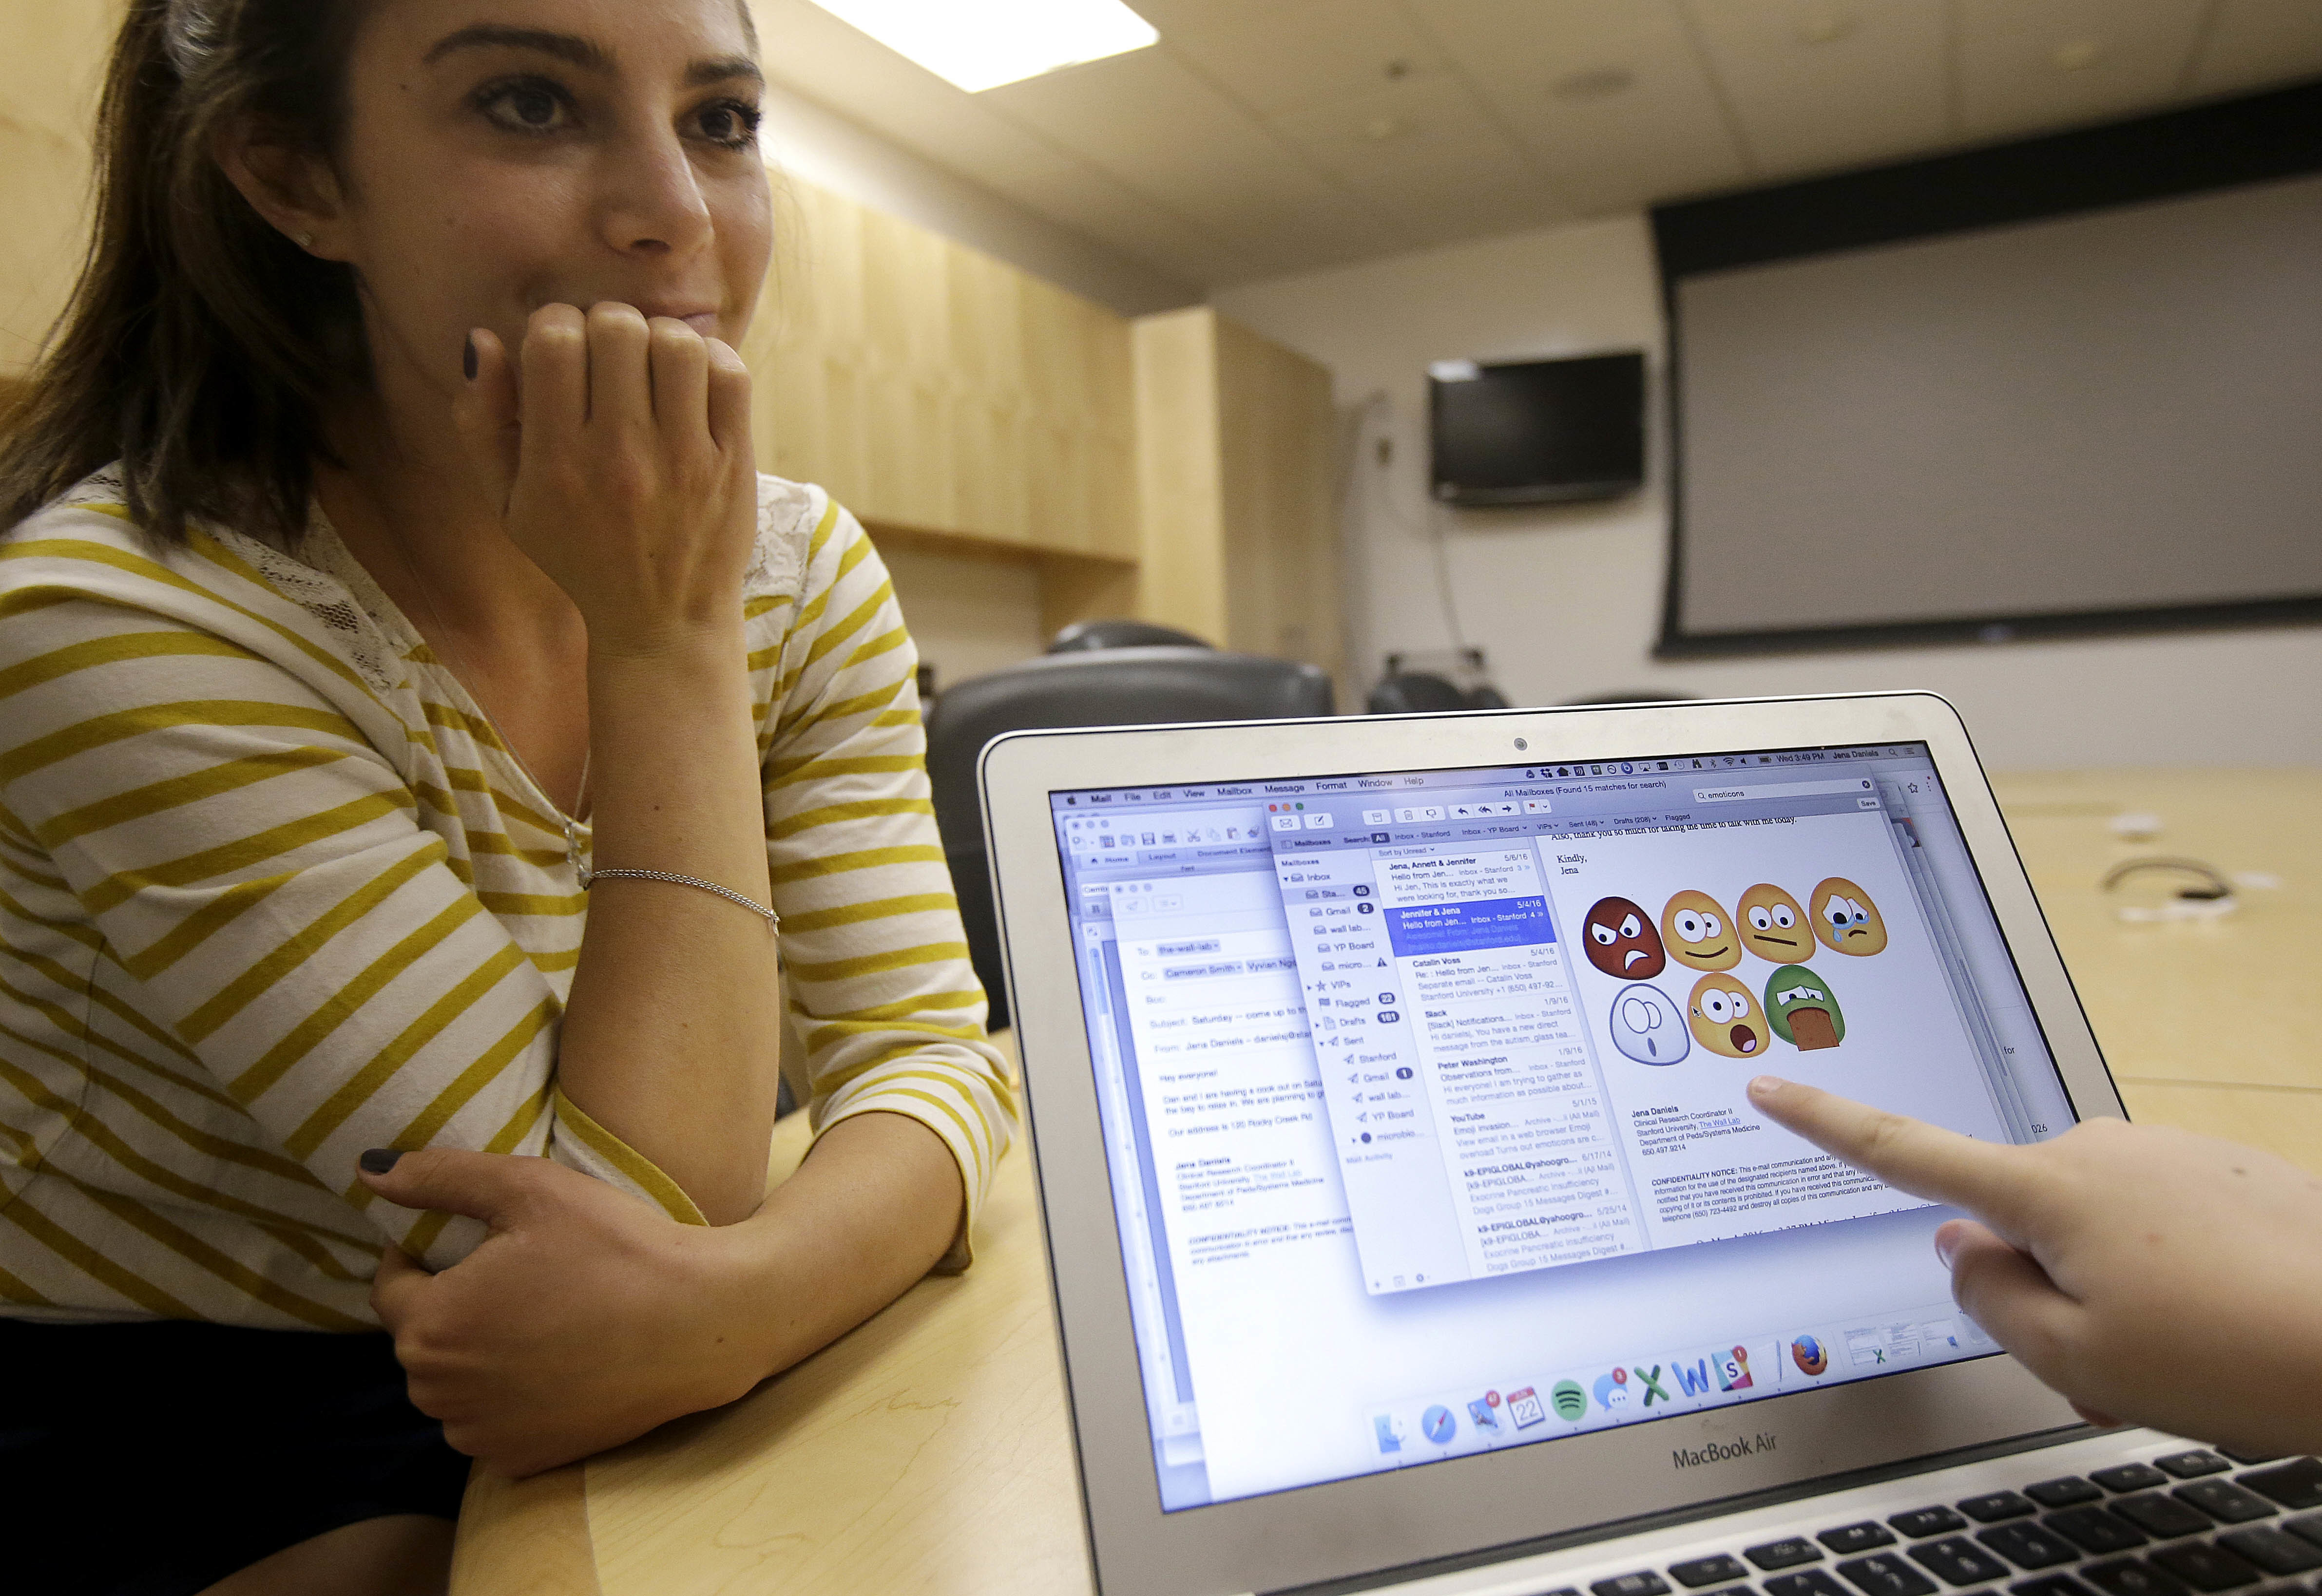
[[1344, 390, 1471, 654]]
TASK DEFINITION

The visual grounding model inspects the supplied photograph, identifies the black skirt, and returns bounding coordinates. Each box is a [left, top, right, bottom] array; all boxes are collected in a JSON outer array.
[[0, 1316, 469, 1595]]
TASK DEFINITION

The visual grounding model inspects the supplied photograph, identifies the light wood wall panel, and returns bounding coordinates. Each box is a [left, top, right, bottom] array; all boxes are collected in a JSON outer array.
[[746, 176, 1138, 569], [1129, 306, 1346, 700], [1130, 308, 1228, 645], [1216, 313, 1343, 689], [0, 1, 124, 378]]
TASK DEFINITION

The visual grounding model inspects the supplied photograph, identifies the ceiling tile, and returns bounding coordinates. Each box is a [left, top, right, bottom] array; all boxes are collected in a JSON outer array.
[[1266, 74, 1535, 184], [982, 47, 1396, 258], [1953, 0, 2212, 142], [1335, 161, 1574, 252], [750, 0, 1071, 181], [983, 160, 1261, 285], [1682, 0, 1953, 180], [750, 0, 2305, 295], [1142, 0, 1449, 118], [752, 0, 1250, 282], [2187, 0, 2322, 97], [1416, 0, 1752, 212]]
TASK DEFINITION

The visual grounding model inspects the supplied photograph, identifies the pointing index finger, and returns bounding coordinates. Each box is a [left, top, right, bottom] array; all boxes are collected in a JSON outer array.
[[1747, 1076, 2041, 1234]]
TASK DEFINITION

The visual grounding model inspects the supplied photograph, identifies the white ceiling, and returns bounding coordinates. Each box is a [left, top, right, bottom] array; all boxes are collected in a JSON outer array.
[[743, 0, 2322, 291]]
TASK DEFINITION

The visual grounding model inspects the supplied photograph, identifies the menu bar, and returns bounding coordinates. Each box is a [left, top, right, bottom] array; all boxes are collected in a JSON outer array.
[[1052, 746, 1930, 811]]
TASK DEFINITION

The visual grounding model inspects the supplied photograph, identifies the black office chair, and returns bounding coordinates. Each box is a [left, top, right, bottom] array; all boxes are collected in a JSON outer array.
[[925, 647, 1335, 1030], [1046, 618, 1214, 654], [1365, 671, 1469, 715]]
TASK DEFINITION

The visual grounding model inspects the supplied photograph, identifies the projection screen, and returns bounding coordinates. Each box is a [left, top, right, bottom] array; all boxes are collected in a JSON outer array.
[[1656, 102, 2322, 656]]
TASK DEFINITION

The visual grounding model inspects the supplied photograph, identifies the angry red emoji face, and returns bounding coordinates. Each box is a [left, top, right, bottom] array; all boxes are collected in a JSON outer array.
[[1582, 896, 1666, 980]]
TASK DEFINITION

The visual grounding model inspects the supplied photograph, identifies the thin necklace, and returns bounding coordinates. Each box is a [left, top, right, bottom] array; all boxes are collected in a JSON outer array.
[[384, 532, 593, 880]]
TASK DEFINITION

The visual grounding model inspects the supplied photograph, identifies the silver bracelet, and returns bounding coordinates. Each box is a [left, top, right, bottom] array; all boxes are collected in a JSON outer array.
[[583, 867, 780, 929]]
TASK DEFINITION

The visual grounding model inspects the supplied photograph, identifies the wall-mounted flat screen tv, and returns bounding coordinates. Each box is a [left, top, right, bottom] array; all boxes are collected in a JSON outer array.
[[1428, 350, 1645, 507]]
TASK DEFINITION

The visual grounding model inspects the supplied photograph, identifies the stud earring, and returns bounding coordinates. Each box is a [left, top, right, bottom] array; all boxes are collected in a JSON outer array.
[[294, 231, 315, 250]]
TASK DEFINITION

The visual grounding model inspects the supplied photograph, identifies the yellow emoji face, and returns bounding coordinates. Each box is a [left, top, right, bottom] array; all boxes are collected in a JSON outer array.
[[1736, 883, 1811, 963], [1687, 973, 1764, 1058], [1810, 876, 1888, 956], [1661, 890, 1739, 971]]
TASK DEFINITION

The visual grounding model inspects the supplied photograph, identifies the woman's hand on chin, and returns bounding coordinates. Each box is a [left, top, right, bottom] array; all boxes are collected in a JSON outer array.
[[455, 301, 759, 661], [360, 1148, 768, 1478]]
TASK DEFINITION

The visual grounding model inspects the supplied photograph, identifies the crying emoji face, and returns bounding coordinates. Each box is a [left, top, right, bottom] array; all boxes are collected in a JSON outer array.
[[1809, 877, 1888, 956], [1662, 890, 1740, 971], [1688, 973, 1763, 1058]]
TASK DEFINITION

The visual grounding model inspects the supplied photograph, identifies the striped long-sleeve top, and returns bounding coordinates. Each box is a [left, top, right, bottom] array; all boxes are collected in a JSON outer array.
[[0, 465, 1014, 1329]]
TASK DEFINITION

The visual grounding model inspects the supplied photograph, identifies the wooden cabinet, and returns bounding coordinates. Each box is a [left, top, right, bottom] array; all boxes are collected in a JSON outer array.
[[747, 184, 1343, 691], [0, 2, 116, 380], [741, 178, 1142, 631], [1132, 306, 1345, 700]]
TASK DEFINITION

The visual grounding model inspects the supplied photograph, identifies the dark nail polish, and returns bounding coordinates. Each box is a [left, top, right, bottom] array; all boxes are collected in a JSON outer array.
[[462, 336, 477, 381], [359, 1147, 403, 1175]]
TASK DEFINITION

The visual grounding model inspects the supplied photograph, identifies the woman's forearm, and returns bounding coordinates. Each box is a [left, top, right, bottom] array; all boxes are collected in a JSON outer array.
[[448, 306, 781, 1225], [360, 1109, 968, 1475], [721, 1111, 966, 1377], [556, 629, 782, 1225]]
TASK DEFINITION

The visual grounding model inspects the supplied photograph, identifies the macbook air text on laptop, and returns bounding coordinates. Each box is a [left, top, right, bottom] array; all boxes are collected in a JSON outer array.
[[979, 694, 2320, 1596]]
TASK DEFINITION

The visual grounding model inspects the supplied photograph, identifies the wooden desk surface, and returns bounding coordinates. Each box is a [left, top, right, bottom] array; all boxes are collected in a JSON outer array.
[[451, 768, 2322, 1596]]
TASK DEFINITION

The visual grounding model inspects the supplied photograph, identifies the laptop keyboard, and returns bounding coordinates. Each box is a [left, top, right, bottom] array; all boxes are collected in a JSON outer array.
[[1544, 1451, 2322, 1596]]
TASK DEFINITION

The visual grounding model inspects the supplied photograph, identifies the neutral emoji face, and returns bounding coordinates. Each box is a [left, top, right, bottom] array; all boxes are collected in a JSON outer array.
[[1763, 964, 1845, 1050], [1582, 896, 1666, 980], [1810, 876, 1888, 956], [1662, 890, 1739, 971], [1688, 972, 1763, 1058], [1735, 883, 1811, 963]]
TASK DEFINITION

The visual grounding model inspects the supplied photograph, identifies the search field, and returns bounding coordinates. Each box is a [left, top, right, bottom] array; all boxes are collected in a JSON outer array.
[[1693, 778, 1877, 803]]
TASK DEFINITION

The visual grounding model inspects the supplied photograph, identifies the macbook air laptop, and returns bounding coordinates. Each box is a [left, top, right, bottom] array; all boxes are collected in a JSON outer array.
[[979, 692, 2322, 1596]]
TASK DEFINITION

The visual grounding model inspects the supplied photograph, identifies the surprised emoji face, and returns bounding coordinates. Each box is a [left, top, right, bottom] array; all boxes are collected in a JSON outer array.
[[1688, 973, 1763, 1058], [1736, 883, 1811, 962], [1662, 890, 1740, 971], [1582, 896, 1666, 980]]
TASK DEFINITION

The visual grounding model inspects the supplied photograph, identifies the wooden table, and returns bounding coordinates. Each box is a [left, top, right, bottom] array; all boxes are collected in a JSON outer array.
[[450, 769, 2322, 1596]]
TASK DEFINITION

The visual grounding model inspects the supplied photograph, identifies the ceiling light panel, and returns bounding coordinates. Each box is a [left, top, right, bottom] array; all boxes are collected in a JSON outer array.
[[801, 0, 1159, 93]]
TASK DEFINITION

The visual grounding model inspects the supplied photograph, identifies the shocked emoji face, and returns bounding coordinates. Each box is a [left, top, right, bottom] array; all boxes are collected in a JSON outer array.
[[1736, 883, 1811, 963], [1661, 890, 1739, 971], [1688, 973, 1763, 1058], [1810, 877, 1888, 956], [1582, 896, 1666, 980]]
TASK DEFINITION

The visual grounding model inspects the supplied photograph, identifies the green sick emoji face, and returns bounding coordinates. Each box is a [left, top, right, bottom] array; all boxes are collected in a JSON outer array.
[[1764, 964, 1844, 1050]]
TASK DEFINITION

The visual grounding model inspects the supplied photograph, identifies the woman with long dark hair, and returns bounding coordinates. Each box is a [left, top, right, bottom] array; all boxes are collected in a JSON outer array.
[[0, 2, 1011, 1590]]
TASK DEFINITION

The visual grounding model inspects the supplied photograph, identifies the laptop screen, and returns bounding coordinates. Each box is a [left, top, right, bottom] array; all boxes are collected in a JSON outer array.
[[1043, 740, 2078, 1512]]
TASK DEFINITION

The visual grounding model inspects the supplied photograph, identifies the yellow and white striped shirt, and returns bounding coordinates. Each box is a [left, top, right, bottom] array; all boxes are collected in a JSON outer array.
[[0, 466, 1014, 1329]]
